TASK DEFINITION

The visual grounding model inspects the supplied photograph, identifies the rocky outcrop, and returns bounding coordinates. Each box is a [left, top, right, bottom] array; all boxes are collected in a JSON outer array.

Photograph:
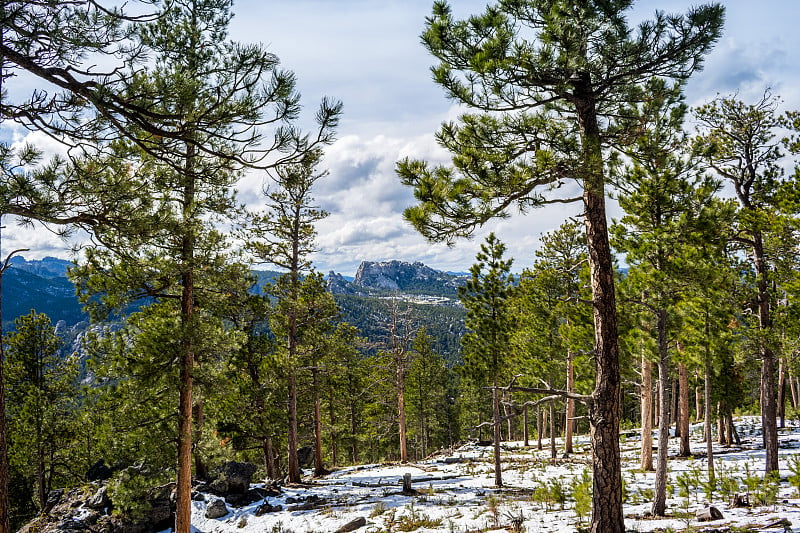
[[352, 261, 465, 295]]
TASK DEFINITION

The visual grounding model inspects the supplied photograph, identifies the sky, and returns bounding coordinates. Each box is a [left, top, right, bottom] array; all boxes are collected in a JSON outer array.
[[4, 0, 800, 275]]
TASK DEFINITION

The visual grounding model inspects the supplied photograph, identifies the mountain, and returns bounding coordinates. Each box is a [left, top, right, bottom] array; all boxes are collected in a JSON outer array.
[[332, 260, 467, 297], [2, 257, 467, 362], [2, 257, 87, 331]]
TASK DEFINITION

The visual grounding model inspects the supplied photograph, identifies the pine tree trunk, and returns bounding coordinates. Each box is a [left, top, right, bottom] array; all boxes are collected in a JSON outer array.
[[287, 367, 300, 482], [312, 368, 324, 476], [523, 404, 529, 447], [492, 381, 502, 487], [579, 89, 624, 532], [791, 375, 799, 411], [263, 437, 275, 480], [717, 406, 726, 445], [652, 308, 671, 517], [549, 400, 556, 460], [705, 357, 714, 486], [565, 348, 575, 455], [537, 407, 543, 450], [175, 146, 196, 533], [778, 357, 786, 429], [397, 356, 408, 463], [641, 352, 654, 471], [753, 234, 778, 474], [678, 362, 690, 456], [695, 384, 703, 423], [672, 377, 679, 432]]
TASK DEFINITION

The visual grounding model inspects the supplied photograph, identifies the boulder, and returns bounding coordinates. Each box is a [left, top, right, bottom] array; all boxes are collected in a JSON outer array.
[[205, 499, 229, 520], [297, 446, 314, 468], [213, 462, 258, 494], [696, 506, 724, 522], [226, 488, 268, 508], [85, 486, 110, 511]]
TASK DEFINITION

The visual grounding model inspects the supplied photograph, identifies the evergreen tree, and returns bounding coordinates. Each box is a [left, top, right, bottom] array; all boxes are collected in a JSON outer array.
[[406, 328, 454, 459], [397, 3, 724, 529], [610, 78, 729, 516], [459, 233, 516, 487], [694, 92, 800, 475], [5, 311, 78, 517], [247, 150, 334, 481]]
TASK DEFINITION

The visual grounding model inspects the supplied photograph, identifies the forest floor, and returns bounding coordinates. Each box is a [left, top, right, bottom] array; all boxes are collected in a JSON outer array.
[[188, 417, 800, 533]]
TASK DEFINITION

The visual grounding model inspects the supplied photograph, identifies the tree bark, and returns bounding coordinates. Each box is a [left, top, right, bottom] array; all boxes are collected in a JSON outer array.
[[287, 368, 300, 482], [565, 348, 575, 455], [641, 352, 654, 471], [549, 400, 557, 460], [263, 437, 276, 480], [791, 375, 799, 411], [578, 87, 624, 532], [695, 384, 703, 423], [753, 234, 778, 474], [312, 368, 325, 476], [537, 407, 543, 450], [492, 381, 502, 487], [705, 356, 714, 488], [175, 144, 196, 533], [523, 404, 529, 447], [778, 357, 786, 429], [652, 308, 671, 517], [678, 362, 690, 456]]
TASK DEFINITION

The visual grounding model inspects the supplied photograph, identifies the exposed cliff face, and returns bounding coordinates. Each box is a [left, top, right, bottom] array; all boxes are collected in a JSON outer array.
[[352, 260, 465, 295]]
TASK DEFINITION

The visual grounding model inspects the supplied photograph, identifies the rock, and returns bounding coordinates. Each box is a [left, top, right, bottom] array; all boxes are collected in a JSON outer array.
[[335, 516, 367, 533], [85, 486, 110, 511], [207, 478, 229, 495], [254, 502, 282, 516], [44, 489, 64, 515], [696, 506, 724, 522], [213, 462, 258, 494], [225, 488, 267, 508], [205, 499, 229, 520], [191, 491, 205, 502], [86, 460, 113, 482], [297, 446, 314, 468]]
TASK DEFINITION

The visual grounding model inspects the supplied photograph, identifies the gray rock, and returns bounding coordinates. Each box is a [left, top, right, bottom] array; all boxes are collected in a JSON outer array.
[[213, 462, 258, 494], [85, 486, 110, 511], [205, 499, 229, 520], [335, 516, 367, 533], [254, 502, 282, 516], [696, 506, 724, 522]]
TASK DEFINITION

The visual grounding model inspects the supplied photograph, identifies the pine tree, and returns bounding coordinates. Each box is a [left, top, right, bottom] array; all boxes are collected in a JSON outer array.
[[397, 3, 724, 529], [610, 78, 730, 516], [694, 92, 800, 475], [246, 150, 334, 481], [5, 311, 78, 515], [459, 233, 516, 487]]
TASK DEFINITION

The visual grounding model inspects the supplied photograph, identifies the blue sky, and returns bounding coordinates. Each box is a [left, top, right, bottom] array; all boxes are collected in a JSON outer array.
[[4, 0, 800, 275]]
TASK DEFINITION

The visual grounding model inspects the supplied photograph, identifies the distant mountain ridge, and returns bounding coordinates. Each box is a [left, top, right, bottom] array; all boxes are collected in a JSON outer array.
[[329, 260, 467, 297], [3, 256, 467, 319]]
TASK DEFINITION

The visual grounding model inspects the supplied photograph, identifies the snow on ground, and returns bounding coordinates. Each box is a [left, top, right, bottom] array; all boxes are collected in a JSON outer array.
[[187, 417, 800, 532]]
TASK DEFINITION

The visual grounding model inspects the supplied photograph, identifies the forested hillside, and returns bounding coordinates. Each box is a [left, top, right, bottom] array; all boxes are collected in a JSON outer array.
[[3, 1, 800, 533]]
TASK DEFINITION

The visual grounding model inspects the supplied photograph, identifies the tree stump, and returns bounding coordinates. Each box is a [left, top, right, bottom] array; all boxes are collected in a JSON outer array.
[[401, 473, 417, 495], [729, 493, 750, 508]]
